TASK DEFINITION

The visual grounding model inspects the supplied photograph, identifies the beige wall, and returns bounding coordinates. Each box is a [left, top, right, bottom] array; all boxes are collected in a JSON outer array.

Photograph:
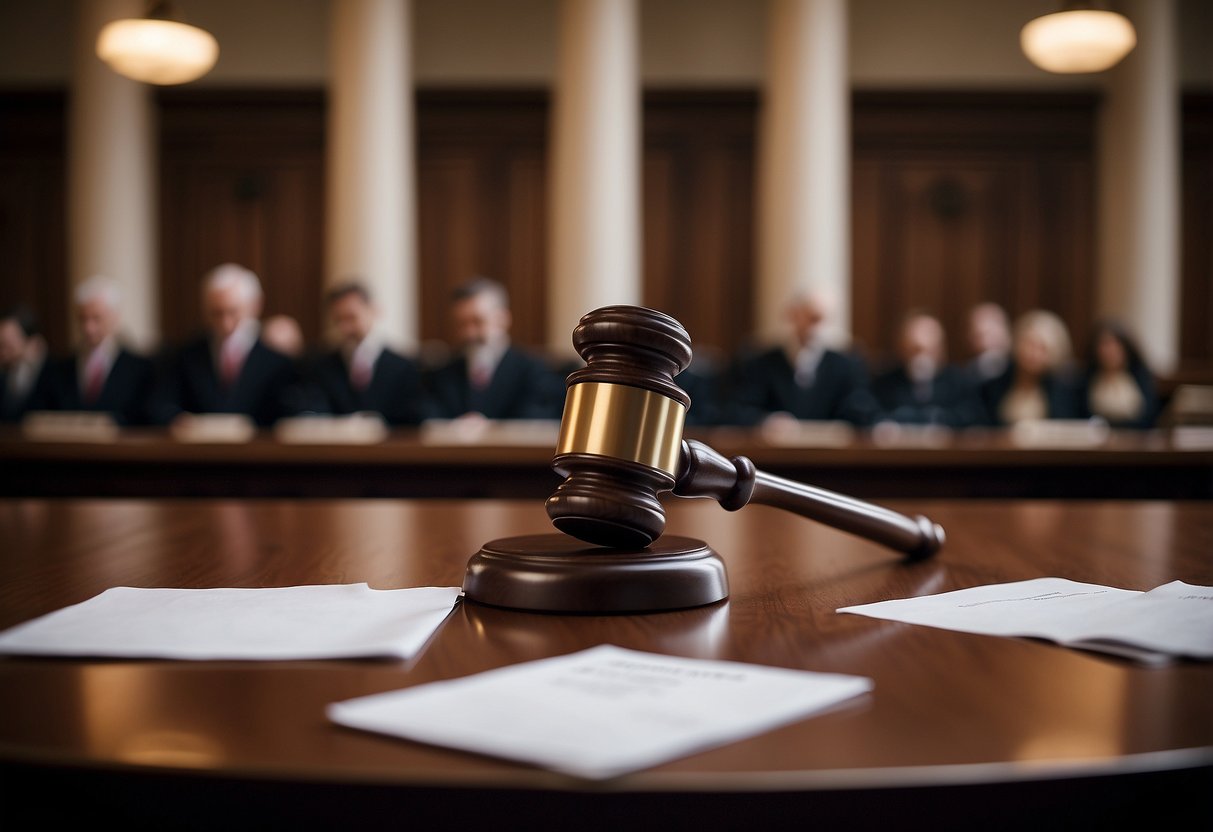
[[2, 0, 1209, 88]]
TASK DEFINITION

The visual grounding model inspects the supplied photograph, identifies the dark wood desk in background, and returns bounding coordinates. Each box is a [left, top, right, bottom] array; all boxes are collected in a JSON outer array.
[[0, 497, 1209, 828], [2, 424, 1211, 499]]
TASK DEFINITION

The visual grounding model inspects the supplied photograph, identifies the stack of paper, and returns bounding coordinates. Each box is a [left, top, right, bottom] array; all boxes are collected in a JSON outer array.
[[1009, 418, 1110, 448], [328, 644, 873, 779], [169, 413, 257, 443], [0, 584, 462, 660], [418, 418, 560, 446], [22, 411, 119, 443], [838, 578, 1213, 664], [274, 412, 389, 444]]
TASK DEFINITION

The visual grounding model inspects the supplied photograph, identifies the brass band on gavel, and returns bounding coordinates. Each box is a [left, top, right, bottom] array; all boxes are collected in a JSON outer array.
[[555, 382, 687, 478]]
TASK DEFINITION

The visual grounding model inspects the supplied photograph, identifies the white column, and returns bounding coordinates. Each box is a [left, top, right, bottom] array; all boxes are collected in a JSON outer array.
[[756, 0, 850, 346], [69, 0, 158, 351], [1097, 0, 1180, 374], [547, 0, 641, 353], [327, 0, 416, 350]]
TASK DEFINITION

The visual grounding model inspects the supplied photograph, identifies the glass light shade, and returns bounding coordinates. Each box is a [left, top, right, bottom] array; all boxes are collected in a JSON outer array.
[[96, 18, 219, 85], [1020, 9, 1136, 74]]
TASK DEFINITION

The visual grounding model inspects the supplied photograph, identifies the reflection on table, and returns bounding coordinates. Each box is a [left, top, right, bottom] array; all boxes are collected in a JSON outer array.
[[0, 497, 1209, 827]]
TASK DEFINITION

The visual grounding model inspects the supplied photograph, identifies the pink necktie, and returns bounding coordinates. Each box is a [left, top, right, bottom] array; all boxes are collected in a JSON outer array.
[[470, 362, 491, 390], [220, 339, 242, 388], [350, 354, 372, 391]]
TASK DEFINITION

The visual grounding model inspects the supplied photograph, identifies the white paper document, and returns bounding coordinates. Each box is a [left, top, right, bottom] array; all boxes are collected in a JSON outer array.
[[327, 644, 873, 780], [0, 584, 462, 660], [837, 578, 1213, 663]]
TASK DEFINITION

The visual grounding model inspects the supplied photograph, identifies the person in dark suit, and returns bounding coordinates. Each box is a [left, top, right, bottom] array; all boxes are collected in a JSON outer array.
[[39, 275, 156, 426], [871, 311, 987, 428], [724, 290, 879, 427], [1076, 318, 1159, 429], [302, 281, 430, 426], [425, 277, 563, 421], [148, 263, 299, 428], [979, 308, 1081, 425], [0, 304, 52, 424], [676, 352, 726, 428], [963, 301, 1012, 385]]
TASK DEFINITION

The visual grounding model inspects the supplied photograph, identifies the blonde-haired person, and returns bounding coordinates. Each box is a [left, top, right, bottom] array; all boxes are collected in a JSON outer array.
[[978, 309, 1081, 426]]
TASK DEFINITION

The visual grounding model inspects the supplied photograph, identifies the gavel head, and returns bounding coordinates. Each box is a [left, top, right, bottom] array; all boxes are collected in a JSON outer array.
[[546, 305, 692, 549]]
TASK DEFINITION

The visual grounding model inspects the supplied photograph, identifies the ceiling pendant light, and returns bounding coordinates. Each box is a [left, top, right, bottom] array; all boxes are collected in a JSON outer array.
[[96, 1, 219, 85], [1020, 2, 1137, 74]]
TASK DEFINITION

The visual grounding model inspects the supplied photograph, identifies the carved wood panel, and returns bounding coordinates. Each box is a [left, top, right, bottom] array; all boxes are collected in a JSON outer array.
[[1180, 94, 1213, 380], [851, 92, 1096, 370], [0, 92, 68, 351], [157, 91, 326, 346], [643, 92, 756, 364], [416, 92, 549, 350]]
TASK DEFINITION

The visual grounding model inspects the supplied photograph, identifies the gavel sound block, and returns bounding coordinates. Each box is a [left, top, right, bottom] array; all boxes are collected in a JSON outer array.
[[462, 305, 944, 613]]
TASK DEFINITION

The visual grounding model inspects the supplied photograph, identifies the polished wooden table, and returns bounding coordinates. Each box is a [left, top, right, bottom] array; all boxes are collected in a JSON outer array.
[[0, 497, 1209, 828], [2, 423, 1211, 499]]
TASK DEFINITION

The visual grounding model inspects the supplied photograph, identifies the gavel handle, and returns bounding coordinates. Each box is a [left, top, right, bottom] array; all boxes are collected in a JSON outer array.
[[672, 439, 944, 560]]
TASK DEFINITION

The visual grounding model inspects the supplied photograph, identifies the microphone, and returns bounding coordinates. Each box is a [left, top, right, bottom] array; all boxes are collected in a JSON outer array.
[[545, 305, 944, 560]]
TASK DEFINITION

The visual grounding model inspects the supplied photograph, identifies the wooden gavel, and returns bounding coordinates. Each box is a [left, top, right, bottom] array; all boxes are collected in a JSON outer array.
[[462, 304, 942, 613], [545, 305, 944, 560]]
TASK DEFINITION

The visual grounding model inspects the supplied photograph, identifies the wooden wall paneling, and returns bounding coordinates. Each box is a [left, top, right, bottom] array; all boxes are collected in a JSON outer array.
[[260, 157, 324, 342], [1009, 155, 1042, 322], [157, 91, 326, 348], [1180, 93, 1213, 381], [0, 91, 68, 353], [707, 133, 757, 364], [1031, 153, 1094, 360], [416, 153, 483, 349], [416, 91, 550, 351], [501, 153, 549, 352], [850, 159, 882, 363], [642, 148, 679, 329], [851, 92, 1097, 370], [856, 157, 1023, 367], [642, 92, 755, 362]]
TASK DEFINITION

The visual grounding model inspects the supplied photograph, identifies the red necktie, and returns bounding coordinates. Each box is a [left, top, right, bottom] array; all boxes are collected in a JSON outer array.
[[83, 350, 106, 404]]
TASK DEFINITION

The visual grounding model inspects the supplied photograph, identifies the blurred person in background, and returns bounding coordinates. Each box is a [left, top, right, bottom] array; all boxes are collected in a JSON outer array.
[[149, 263, 299, 427], [724, 289, 878, 427], [0, 304, 51, 423], [964, 301, 1012, 384], [40, 275, 155, 425], [1076, 319, 1159, 429], [675, 348, 726, 428], [303, 281, 430, 426], [871, 311, 986, 428], [979, 308, 1080, 425], [425, 277, 563, 422]]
